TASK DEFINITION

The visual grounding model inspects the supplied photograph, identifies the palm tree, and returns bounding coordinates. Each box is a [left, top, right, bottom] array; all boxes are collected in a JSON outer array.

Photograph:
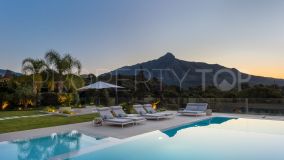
[[22, 58, 47, 75], [22, 58, 47, 106], [45, 50, 81, 93]]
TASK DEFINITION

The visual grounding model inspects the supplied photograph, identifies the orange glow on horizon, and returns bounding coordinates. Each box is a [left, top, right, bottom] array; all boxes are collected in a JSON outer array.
[[238, 67, 284, 79], [183, 51, 284, 80]]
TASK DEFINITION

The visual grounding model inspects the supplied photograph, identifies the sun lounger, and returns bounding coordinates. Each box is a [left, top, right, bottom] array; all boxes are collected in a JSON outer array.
[[110, 106, 146, 124], [133, 104, 168, 120], [97, 107, 134, 128], [178, 103, 208, 116], [143, 104, 174, 118]]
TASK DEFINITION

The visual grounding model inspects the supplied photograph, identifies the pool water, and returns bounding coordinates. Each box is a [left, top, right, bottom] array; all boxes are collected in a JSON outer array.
[[163, 117, 234, 137], [0, 131, 107, 160], [70, 117, 284, 160]]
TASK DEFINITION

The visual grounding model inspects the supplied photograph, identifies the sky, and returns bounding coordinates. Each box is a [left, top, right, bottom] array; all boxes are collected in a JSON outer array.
[[1, 0, 284, 78]]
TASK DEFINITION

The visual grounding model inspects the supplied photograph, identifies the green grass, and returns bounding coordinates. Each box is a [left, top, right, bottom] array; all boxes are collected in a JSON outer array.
[[0, 110, 43, 118], [0, 113, 98, 133]]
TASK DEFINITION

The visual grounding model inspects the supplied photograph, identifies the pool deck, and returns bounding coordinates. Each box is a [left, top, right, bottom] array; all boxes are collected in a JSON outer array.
[[0, 112, 284, 142]]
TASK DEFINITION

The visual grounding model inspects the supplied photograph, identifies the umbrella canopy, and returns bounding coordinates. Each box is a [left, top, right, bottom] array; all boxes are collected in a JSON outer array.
[[78, 81, 124, 105], [78, 81, 123, 91]]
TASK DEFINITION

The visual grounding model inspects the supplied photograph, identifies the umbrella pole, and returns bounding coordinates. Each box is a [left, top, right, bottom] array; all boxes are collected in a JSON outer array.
[[115, 78, 118, 105], [115, 88, 118, 105], [98, 89, 101, 105]]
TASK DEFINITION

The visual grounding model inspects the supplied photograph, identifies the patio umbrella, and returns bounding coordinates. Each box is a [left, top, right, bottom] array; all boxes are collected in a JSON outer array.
[[78, 81, 124, 105]]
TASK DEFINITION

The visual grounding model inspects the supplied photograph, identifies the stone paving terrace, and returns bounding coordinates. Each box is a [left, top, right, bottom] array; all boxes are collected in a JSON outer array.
[[1, 112, 284, 142]]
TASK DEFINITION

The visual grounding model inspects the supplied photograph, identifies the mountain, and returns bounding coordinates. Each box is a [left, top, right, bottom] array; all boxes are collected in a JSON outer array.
[[0, 69, 22, 78], [0, 69, 6, 77], [102, 53, 284, 89]]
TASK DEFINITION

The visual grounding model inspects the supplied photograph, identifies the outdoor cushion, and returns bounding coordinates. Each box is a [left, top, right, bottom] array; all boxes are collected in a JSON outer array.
[[133, 105, 147, 115], [144, 105, 157, 113], [118, 113, 127, 117], [105, 118, 132, 123], [123, 116, 146, 121], [111, 106, 127, 117], [185, 103, 207, 112], [103, 114, 114, 120]]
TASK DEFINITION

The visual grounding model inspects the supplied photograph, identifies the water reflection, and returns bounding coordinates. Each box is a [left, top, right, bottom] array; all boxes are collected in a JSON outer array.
[[12, 131, 82, 160], [163, 117, 234, 137]]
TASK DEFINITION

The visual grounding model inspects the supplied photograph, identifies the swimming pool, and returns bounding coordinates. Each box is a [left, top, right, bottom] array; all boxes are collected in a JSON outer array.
[[0, 130, 108, 160], [69, 117, 284, 160]]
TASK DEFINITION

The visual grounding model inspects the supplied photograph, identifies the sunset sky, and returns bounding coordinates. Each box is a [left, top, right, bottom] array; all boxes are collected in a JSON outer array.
[[1, 0, 284, 78]]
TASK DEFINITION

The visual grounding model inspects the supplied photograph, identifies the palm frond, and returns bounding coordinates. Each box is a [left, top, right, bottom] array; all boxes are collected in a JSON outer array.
[[22, 65, 34, 75], [22, 57, 47, 75], [33, 59, 47, 73], [22, 58, 35, 67], [45, 49, 61, 64], [73, 59, 82, 74], [43, 50, 82, 76]]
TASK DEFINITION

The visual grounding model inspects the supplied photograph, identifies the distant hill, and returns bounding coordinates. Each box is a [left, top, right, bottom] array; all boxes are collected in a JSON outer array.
[[0, 69, 6, 77], [0, 69, 22, 78], [102, 53, 284, 89]]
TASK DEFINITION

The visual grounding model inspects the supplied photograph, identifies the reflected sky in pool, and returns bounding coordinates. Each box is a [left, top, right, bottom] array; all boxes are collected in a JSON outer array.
[[70, 117, 284, 160], [0, 131, 106, 160]]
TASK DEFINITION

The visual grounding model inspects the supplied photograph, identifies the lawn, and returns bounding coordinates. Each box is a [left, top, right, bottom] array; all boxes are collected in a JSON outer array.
[[0, 110, 43, 118], [0, 113, 98, 133]]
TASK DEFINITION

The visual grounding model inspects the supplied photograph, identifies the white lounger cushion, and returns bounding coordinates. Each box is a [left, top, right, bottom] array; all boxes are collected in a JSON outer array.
[[143, 104, 157, 113], [123, 116, 145, 121], [185, 103, 208, 112], [133, 104, 171, 120], [110, 106, 146, 122], [133, 105, 160, 117], [105, 118, 133, 123], [97, 107, 133, 124], [133, 105, 148, 115], [111, 106, 127, 117], [179, 103, 208, 116], [144, 104, 174, 117], [97, 107, 115, 120]]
